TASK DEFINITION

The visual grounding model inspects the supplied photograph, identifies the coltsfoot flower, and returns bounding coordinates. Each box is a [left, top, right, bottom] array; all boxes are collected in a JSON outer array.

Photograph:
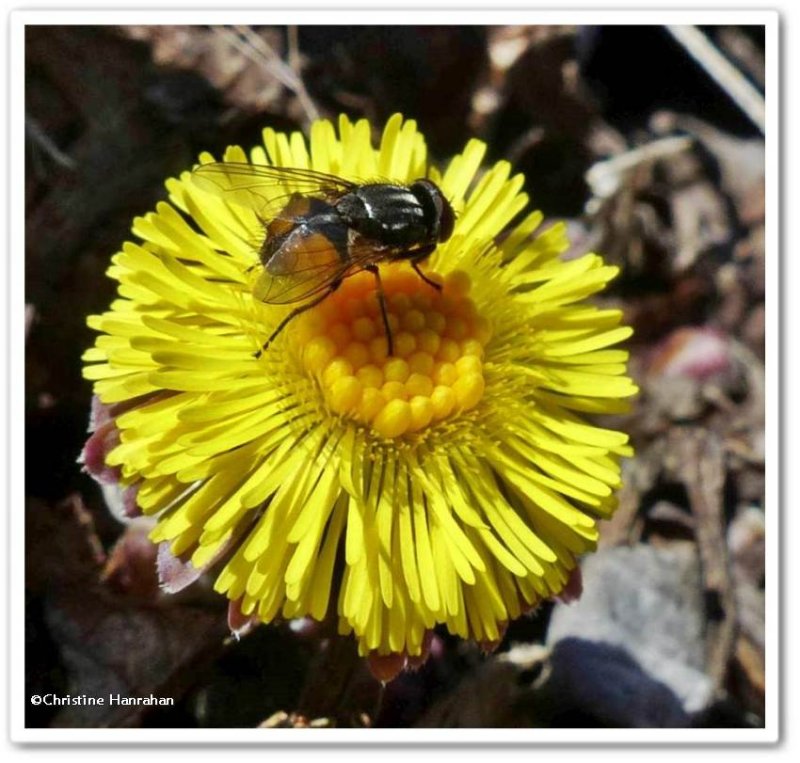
[[83, 114, 637, 670]]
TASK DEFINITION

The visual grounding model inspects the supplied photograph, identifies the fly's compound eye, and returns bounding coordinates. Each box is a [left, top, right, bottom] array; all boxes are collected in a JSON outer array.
[[437, 193, 455, 242], [410, 180, 455, 244]]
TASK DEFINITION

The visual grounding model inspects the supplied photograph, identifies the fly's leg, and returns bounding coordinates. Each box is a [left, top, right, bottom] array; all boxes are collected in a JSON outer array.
[[254, 283, 340, 359], [366, 265, 394, 357], [410, 249, 442, 292]]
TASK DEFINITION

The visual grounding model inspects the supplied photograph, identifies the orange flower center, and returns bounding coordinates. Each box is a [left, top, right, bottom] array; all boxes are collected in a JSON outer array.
[[289, 265, 492, 438]]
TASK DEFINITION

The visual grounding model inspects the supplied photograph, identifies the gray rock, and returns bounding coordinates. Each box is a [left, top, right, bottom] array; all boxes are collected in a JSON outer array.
[[417, 639, 691, 728], [546, 543, 713, 714], [533, 638, 691, 727]]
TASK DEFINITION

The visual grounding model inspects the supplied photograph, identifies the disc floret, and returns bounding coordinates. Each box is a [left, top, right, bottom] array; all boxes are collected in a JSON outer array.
[[290, 266, 491, 438]]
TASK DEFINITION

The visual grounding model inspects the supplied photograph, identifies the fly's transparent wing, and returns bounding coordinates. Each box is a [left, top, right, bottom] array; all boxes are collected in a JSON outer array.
[[191, 163, 356, 220], [253, 238, 350, 304], [251, 234, 415, 305]]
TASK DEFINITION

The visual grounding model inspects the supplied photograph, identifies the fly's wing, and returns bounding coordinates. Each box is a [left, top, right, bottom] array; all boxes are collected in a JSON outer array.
[[252, 233, 414, 305], [191, 163, 357, 220], [253, 257, 349, 304], [252, 230, 348, 304]]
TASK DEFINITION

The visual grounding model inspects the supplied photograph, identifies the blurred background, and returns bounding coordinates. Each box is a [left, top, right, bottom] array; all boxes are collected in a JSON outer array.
[[25, 24, 766, 728]]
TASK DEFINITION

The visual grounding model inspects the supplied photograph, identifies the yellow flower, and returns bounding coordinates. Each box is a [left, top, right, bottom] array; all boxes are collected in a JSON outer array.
[[83, 114, 637, 664]]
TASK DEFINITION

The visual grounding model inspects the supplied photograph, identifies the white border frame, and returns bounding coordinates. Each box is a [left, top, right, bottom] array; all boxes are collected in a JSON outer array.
[[7, 5, 780, 746]]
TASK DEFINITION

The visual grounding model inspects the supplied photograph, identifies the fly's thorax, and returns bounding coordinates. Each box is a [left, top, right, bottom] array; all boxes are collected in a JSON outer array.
[[336, 185, 430, 247]]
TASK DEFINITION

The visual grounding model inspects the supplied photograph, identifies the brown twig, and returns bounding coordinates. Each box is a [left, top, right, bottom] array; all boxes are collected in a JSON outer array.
[[214, 25, 319, 127], [666, 25, 765, 134], [669, 427, 738, 690]]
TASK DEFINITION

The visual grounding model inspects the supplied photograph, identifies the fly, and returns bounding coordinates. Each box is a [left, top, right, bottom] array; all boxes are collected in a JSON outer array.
[[191, 163, 455, 357]]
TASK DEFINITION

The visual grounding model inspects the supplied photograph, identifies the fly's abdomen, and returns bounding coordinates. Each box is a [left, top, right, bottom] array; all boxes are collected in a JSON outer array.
[[264, 221, 346, 276], [261, 196, 341, 267]]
